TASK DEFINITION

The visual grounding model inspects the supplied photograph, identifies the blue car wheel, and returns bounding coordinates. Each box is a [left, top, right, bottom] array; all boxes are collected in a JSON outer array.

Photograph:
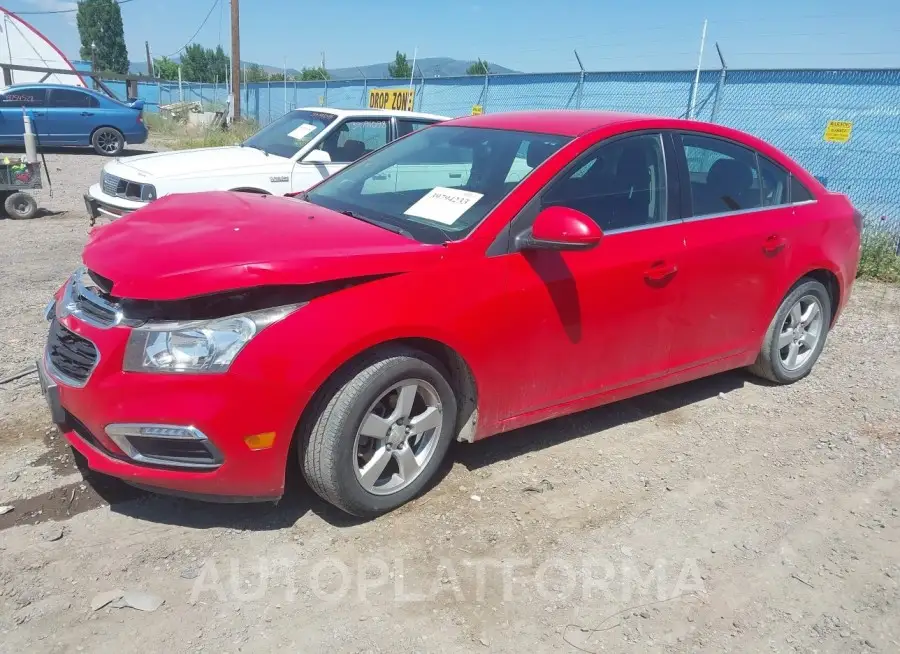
[[92, 127, 124, 156]]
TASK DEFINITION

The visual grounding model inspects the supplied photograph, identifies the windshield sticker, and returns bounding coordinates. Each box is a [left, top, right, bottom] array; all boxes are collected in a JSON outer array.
[[287, 123, 318, 140], [403, 187, 484, 225]]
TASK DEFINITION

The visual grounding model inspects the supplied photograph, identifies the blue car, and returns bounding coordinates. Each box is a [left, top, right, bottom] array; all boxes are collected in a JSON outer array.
[[0, 84, 148, 156]]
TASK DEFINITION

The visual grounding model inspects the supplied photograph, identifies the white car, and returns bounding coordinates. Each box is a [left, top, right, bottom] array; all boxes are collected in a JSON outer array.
[[84, 107, 448, 222]]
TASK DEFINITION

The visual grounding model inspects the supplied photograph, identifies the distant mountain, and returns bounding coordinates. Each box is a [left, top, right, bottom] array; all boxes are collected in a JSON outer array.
[[127, 56, 518, 79], [326, 57, 518, 79]]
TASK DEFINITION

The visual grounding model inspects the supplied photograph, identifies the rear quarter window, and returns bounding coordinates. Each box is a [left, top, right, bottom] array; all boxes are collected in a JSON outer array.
[[790, 175, 815, 203]]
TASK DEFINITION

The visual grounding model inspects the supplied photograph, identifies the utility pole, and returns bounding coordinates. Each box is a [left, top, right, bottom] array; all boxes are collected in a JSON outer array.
[[230, 0, 241, 120], [145, 41, 153, 78]]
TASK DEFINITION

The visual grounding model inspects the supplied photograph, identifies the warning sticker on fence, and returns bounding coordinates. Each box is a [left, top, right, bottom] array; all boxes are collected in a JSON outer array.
[[404, 187, 483, 225], [823, 120, 853, 143], [471, 105, 483, 115]]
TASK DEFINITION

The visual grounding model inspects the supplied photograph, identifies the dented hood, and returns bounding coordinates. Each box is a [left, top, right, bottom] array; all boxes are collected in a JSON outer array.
[[83, 191, 444, 301]]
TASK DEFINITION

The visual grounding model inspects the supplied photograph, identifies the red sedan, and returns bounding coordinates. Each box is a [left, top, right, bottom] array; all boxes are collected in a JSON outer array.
[[40, 111, 861, 516]]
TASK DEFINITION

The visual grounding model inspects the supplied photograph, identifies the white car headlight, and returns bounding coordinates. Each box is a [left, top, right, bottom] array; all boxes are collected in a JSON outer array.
[[123, 304, 301, 373]]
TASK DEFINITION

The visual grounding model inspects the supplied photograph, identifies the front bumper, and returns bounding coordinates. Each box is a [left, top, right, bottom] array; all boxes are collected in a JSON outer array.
[[41, 308, 305, 501], [85, 184, 146, 224]]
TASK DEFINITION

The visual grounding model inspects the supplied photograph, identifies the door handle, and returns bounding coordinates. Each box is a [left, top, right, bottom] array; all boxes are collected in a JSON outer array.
[[80, 111, 95, 116], [449, 173, 462, 179], [373, 173, 390, 180], [643, 262, 678, 283], [763, 235, 787, 255]]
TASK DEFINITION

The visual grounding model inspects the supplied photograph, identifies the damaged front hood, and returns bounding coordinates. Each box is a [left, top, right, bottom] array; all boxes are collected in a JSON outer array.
[[83, 191, 444, 301]]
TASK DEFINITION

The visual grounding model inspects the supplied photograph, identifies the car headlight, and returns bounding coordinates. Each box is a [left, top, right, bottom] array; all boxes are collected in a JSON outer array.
[[140, 184, 157, 202], [123, 304, 301, 373]]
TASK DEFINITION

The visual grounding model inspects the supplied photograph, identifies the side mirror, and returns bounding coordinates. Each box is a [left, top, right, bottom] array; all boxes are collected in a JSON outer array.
[[303, 149, 332, 164], [517, 206, 603, 251]]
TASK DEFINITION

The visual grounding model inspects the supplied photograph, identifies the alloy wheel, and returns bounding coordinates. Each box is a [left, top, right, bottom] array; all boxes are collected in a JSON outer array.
[[778, 294, 824, 371], [353, 379, 443, 496]]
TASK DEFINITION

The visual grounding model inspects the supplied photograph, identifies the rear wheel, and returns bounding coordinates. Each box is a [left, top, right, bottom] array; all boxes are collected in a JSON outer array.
[[92, 127, 124, 156], [749, 278, 831, 384], [301, 348, 457, 517]]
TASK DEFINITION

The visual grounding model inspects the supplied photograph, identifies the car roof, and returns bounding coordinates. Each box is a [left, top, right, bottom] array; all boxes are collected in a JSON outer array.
[[444, 110, 666, 136], [296, 106, 448, 121], [6, 83, 99, 93]]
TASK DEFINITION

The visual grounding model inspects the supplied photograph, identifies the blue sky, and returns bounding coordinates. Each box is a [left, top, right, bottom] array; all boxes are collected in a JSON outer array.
[[10, 0, 900, 73]]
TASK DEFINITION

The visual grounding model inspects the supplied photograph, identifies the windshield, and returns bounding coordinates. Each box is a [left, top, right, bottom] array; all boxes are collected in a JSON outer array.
[[305, 126, 570, 244], [242, 109, 337, 158]]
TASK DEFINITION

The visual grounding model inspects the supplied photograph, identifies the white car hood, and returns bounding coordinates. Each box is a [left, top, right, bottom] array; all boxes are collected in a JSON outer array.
[[109, 146, 289, 181]]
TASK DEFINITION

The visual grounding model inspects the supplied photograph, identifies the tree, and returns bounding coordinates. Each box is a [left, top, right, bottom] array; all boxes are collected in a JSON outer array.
[[242, 63, 269, 83], [76, 0, 129, 74], [152, 56, 180, 80], [387, 51, 412, 79], [466, 59, 490, 75], [208, 45, 230, 83], [179, 44, 210, 82], [178, 44, 230, 82], [299, 66, 329, 81]]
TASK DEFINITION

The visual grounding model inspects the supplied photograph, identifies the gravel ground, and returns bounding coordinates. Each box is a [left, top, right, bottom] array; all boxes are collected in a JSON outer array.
[[0, 148, 899, 652]]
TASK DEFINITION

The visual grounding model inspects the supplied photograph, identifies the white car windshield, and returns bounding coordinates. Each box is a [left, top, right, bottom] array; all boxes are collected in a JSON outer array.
[[305, 126, 570, 244], [242, 109, 337, 158]]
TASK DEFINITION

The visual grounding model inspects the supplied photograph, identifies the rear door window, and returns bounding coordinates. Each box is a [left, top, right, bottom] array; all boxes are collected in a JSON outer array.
[[49, 88, 98, 108], [680, 133, 761, 216]]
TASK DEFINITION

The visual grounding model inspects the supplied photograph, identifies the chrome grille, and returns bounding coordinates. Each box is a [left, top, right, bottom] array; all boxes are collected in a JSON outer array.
[[61, 267, 122, 329], [101, 171, 120, 196], [47, 319, 98, 386], [101, 171, 147, 201]]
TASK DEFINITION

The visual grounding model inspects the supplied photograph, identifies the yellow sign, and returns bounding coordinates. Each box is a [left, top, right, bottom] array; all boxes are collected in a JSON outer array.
[[471, 104, 483, 115], [369, 88, 415, 111], [824, 120, 853, 143]]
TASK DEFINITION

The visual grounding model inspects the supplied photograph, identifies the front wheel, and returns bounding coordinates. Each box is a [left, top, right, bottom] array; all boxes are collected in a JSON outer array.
[[749, 278, 832, 384], [301, 349, 458, 517], [92, 127, 124, 156]]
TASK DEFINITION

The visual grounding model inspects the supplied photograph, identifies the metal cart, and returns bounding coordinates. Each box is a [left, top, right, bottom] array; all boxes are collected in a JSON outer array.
[[0, 157, 42, 220]]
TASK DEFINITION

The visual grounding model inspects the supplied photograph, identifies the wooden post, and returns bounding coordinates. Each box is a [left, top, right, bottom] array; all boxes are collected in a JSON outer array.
[[230, 0, 241, 120]]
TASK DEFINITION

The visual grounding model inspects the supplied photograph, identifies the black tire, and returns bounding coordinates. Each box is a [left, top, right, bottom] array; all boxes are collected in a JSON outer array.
[[4, 191, 38, 220], [301, 348, 458, 517], [92, 127, 124, 156], [748, 278, 832, 384]]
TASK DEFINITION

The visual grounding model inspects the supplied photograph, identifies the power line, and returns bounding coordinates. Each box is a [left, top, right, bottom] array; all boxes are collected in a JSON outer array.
[[165, 0, 220, 58], [10, 0, 139, 14]]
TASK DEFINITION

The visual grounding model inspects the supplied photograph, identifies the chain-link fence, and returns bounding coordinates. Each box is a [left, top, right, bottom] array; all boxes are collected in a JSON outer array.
[[104, 68, 900, 275]]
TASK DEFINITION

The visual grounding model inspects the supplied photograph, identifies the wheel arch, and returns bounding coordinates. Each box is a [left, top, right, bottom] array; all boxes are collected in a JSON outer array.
[[89, 125, 124, 140], [793, 267, 841, 325], [291, 336, 479, 464]]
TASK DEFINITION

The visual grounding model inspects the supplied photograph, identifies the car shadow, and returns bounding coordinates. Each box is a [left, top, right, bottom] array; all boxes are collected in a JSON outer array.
[[0, 208, 66, 220], [453, 370, 752, 471], [67, 370, 754, 531]]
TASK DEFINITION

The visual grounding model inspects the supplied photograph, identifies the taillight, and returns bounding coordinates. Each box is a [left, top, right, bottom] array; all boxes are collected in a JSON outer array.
[[137, 112, 143, 124]]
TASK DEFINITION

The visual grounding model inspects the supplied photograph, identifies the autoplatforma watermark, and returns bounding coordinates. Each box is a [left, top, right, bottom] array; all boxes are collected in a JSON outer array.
[[188, 552, 706, 606]]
